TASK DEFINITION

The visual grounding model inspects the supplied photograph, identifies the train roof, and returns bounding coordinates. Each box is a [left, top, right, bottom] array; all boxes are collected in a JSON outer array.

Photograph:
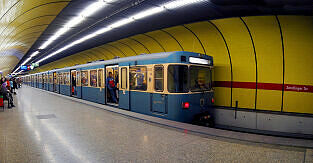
[[27, 51, 212, 75]]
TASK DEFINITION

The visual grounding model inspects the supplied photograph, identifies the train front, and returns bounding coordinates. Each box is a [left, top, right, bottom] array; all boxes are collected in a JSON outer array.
[[166, 52, 214, 125]]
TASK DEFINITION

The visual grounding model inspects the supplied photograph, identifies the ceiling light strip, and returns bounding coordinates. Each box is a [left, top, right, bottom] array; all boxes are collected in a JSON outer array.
[[14, 0, 206, 72], [39, 0, 114, 50], [36, 0, 206, 64]]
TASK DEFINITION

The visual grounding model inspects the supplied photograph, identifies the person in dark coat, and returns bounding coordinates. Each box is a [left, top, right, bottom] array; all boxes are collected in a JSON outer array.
[[1, 82, 15, 108]]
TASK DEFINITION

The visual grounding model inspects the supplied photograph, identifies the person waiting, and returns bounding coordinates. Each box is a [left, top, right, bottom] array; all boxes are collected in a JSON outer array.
[[13, 78, 17, 94], [106, 72, 117, 103], [1, 82, 15, 108]]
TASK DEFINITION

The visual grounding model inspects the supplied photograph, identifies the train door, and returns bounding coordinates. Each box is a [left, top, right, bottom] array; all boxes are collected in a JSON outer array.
[[36, 75, 39, 88], [151, 65, 167, 113], [118, 66, 130, 110], [76, 69, 82, 98], [70, 70, 77, 97], [105, 65, 119, 106], [53, 72, 57, 92], [42, 74, 45, 89]]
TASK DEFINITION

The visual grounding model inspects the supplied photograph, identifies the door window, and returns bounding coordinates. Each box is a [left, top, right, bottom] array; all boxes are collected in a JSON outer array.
[[154, 65, 164, 92], [76, 71, 81, 86], [121, 68, 127, 89], [98, 69, 103, 87]]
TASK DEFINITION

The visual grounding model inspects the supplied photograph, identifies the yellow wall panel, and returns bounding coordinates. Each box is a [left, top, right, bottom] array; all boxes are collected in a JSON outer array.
[[284, 92, 313, 114], [279, 16, 313, 114], [163, 26, 204, 54], [111, 42, 136, 57], [132, 34, 164, 54], [257, 90, 282, 111], [89, 49, 105, 60], [232, 88, 255, 108], [214, 87, 231, 107], [119, 38, 148, 55], [95, 46, 116, 59], [12, 16, 55, 35], [185, 22, 231, 81], [68, 55, 83, 65], [103, 44, 124, 58], [82, 51, 97, 62], [212, 18, 256, 109], [242, 16, 283, 110], [279, 16, 313, 85], [145, 30, 182, 52], [71, 52, 87, 64]]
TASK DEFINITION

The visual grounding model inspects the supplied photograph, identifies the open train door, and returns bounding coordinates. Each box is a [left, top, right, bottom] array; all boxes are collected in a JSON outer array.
[[53, 72, 57, 92], [118, 66, 130, 110], [75, 69, 82, 98], [105, 65, 119, 107], [70, 69, 77, 97]]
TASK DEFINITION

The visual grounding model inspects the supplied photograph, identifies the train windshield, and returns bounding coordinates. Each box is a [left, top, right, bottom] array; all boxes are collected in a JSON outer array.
[[189, 66, 212, 92], [168, 65, 212, 93], [168, 65, 188, 93]]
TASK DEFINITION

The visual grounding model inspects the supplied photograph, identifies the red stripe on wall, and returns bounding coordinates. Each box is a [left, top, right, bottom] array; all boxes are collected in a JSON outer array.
[[214, 81, 313, 93]]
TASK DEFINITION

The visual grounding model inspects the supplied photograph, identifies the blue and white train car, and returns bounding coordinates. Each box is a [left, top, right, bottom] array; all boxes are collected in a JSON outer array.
[[26, 51, 214, 123]]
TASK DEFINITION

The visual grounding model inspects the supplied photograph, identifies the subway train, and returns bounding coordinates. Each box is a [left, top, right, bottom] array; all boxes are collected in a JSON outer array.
[[22, 51, 214, 124]]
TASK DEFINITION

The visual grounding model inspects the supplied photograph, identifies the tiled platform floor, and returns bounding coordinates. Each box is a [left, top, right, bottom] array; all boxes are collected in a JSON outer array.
[[0, 86, 312, 162]]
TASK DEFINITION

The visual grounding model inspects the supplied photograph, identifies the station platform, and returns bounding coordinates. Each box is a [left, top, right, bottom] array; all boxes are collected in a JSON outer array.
[[0, 86, 312, 162]]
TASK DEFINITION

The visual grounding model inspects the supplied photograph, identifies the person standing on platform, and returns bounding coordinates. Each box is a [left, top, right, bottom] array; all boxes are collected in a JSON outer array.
[[13, 78, 17, 94], [9, 79, 13, 93], [106, 72, 117, 103], [6, 78, 11, 93]]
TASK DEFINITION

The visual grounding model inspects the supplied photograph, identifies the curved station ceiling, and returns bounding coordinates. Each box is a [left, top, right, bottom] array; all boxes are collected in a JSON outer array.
[[0, 0, 311, 76]]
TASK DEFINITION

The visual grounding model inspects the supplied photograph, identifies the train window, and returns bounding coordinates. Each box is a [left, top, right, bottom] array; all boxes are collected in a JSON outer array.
[[121, 68, 127, 89], [76, 71, 81, 86], [168, 65, 188, 93], [154, 65, 164, 92], [190, 66, 212, 92], [49, 74, 52, 84], [98, 69, 103, 87], [63, 73, 66, 85], [81, 71, 88, 86], [60, 73, 64, 85], [90, 70, 97, 87], [65, 72, 70, 85], [129, 66, 147, 91]]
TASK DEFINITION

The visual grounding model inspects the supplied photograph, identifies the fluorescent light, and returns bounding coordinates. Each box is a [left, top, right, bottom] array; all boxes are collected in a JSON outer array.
[[30, 51, 40, 57], [163, 0, 205, 9], [35, 0, 206, 64], [132, 7, 165, 20], [80, 1, 107, 17], [64, 16, 84, 28], [95, 27, 111, 35], [38, 0, 114, 50], [21, 57, 32, 66], [109, 18, 134, 28]]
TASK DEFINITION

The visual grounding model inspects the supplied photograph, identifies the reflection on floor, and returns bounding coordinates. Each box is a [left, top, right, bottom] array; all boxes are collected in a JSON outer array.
[[0, 86, 311, 162]]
